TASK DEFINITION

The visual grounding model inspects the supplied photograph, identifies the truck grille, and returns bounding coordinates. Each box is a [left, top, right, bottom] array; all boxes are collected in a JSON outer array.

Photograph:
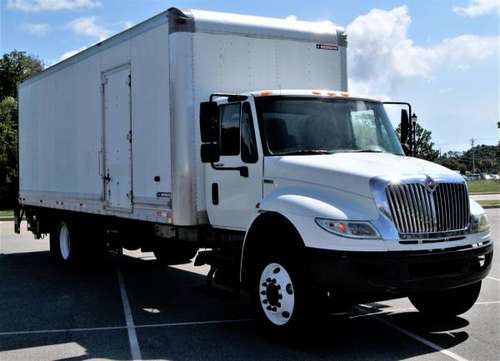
[[386, 182, 470, 237]]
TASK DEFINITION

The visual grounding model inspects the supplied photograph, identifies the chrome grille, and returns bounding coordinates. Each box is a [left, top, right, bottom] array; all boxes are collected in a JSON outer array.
[[386, 182, 470, 236]]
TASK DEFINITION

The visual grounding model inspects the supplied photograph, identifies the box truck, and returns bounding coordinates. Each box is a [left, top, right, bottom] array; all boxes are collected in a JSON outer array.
[[16, 8, 493, 330]]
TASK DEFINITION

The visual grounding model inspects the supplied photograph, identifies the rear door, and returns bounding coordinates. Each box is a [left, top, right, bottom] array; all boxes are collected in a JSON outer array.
[[102, 65, 133, 211]]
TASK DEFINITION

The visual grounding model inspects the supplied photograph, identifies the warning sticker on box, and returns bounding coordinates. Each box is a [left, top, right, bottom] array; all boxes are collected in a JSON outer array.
[[316, 43, 338, 51]]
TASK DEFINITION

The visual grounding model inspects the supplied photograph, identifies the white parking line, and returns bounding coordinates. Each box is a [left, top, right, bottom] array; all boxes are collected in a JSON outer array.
[[355, 306, 469, 361], [486, 276, 500, 282], [135, 318, 253, 329], [117, 270, 142, 361], [0, 319, 253, 337]]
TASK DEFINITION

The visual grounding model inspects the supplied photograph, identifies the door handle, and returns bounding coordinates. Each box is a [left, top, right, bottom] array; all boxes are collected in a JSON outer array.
[[211, 163, 249, 178]]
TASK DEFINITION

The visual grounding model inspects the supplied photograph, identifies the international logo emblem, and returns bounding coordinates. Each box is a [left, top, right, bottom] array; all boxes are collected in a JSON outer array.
[[424, 175, 437, 193]]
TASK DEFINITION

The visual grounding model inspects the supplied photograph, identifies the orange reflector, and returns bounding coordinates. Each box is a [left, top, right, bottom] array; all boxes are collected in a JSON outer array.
[[312, 90, 322, 96], [260, 90, 273, 96], [337, 223, 347, 233], [327, 91, 337, 96], [340, 91, 350, 97]]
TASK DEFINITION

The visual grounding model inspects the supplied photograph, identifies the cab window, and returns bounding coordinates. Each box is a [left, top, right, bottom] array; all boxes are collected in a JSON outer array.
[[241, 103, 258, 163], [219, 103, 241, 156]]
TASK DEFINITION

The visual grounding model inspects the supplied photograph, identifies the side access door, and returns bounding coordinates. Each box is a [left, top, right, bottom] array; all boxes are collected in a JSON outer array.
[[205, 100, 263, 230], [102, 65, 133, 211]]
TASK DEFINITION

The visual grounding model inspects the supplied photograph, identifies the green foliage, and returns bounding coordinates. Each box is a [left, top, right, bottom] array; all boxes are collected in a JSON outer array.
[[437, 145, 499, 174], [467, 180, 500, 194], [396, 122, 440, 161], [0, 51, 43, 209], [0, 50, 44, 99]]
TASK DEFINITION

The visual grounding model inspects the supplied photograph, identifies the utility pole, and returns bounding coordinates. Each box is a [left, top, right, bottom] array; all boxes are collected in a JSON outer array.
[[470, 138, 476, 173]]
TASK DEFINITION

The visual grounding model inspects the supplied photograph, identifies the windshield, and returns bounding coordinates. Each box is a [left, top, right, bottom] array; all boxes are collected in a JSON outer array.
[[255, 97, 404, 156]]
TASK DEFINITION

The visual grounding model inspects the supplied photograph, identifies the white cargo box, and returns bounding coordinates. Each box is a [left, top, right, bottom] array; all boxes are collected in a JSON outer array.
[[18, 8, 346, 226]]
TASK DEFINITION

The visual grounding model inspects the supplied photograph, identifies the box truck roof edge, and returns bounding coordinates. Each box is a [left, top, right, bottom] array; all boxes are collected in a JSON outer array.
[[18, 7, 346, 90]]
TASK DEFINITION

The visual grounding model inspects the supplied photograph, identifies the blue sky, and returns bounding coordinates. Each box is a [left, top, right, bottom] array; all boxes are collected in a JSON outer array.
[[1, 0, 499, 152]]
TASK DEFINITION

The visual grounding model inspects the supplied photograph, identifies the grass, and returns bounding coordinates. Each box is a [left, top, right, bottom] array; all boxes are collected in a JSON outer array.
[[467, 180, 500, 194], [477, 199, 500, 208], [0, 210, 13, 218]]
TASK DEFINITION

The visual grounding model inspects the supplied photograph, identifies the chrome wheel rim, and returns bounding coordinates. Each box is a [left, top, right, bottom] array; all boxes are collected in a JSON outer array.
[[259, 262, 295, 326], [59, 223, 71, 260]]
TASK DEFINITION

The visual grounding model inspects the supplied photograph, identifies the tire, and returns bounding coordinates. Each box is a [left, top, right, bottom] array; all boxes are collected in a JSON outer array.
[[409, 281, 482, 318], [250, 248, 319, 332], [153, 243, 198, 264], [50, 221, 83, 264]]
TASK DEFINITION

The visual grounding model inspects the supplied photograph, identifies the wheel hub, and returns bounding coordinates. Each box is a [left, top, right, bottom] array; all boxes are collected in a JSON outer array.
[[258, 262, 295, 326]]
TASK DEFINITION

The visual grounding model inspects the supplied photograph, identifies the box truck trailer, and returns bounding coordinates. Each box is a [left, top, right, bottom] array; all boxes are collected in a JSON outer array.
[[15, 8, 493, 330]]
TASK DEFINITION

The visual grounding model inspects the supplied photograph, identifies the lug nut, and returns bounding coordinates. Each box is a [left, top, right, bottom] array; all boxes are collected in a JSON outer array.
[[262, 299, 268, 304], [266, 278, 271, 282], [282, 311, 290, 318]]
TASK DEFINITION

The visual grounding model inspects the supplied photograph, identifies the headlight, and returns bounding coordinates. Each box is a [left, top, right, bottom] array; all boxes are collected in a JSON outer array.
[[470, 214, 490, 233], [315, 218, 380, 239]]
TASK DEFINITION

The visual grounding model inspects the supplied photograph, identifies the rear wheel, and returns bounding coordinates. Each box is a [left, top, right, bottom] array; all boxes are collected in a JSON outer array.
[[409, 281, 481, 318], [50, 221, 82, 264]]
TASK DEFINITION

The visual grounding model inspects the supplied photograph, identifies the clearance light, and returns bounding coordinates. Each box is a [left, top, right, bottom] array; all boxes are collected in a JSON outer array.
[[315, 218, 380, 239], [340, 91, 350, 97], [327, 91, 337, 96], [260, 90, 273, 96], [312, 90, 322, 96]]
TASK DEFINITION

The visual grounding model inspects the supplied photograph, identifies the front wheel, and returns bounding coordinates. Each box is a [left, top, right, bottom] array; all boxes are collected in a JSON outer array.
[[251, 252, 319, 331], [409, 281, 482, 318]]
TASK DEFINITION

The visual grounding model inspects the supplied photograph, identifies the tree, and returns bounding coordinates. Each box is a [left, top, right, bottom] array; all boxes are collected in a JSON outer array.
[[0, 51, 43, 208], [0, 97, 18, 207], [397, 122, 440, 161], [0, 50, 44, 99]]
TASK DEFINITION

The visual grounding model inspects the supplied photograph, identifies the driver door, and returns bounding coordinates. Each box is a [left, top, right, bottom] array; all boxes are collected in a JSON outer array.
[[205, 100, 263, 230]]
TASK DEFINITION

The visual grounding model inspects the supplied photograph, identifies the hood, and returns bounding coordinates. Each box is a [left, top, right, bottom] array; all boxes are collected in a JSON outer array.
[[264, 153, 462, 198]]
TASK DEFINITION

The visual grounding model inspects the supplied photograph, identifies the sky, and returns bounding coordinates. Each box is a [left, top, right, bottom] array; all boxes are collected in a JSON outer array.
[[1, 0, 499, 152]]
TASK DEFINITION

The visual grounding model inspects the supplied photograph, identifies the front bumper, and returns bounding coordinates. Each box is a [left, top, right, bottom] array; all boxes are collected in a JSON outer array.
[[308, 242, 493, 295]]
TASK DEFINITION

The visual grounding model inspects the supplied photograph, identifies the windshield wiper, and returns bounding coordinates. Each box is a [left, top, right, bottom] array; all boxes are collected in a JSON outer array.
[[278, 149, 334, 156]]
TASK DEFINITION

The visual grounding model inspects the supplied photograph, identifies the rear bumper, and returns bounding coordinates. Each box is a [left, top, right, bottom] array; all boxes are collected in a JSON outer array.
[[308, 242, 493, 295]]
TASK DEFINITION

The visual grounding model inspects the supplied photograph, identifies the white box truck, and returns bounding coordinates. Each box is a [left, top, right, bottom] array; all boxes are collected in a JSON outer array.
[[16, 8, 493, 330]]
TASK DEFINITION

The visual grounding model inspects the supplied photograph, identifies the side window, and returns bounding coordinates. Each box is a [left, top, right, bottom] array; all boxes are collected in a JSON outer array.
[[219, 103, 241, 156], [241, 103, 258, 163]]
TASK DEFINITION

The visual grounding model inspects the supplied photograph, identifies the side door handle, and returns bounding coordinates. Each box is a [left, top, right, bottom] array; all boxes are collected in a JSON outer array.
[[211, 163, 249, 178]]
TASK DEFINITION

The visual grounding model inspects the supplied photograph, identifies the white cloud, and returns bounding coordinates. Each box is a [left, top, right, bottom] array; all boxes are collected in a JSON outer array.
[[59, 46, 87, 61], [453, 0, 500, 17], [22, 23, 50, 36], [7, 0, 101, 12], [346, 6, 499, 95], [67, 16, 110, 41]]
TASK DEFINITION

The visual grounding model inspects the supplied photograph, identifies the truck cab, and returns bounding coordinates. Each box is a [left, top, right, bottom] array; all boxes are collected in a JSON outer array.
[[200, 89, 493, 329]]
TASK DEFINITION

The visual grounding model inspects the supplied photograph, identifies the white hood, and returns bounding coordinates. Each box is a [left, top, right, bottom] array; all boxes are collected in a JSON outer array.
[[264, 153, 462, 198]]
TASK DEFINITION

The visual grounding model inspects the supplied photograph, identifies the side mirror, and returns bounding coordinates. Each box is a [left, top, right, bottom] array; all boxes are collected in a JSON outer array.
[[200, 143, 220, 163], [200, 102, 219, 143], [400, 109, 410, 145]]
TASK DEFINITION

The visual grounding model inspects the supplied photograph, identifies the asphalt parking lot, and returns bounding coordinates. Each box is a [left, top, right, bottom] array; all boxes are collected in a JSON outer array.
[[0, 209, 499, 361]]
